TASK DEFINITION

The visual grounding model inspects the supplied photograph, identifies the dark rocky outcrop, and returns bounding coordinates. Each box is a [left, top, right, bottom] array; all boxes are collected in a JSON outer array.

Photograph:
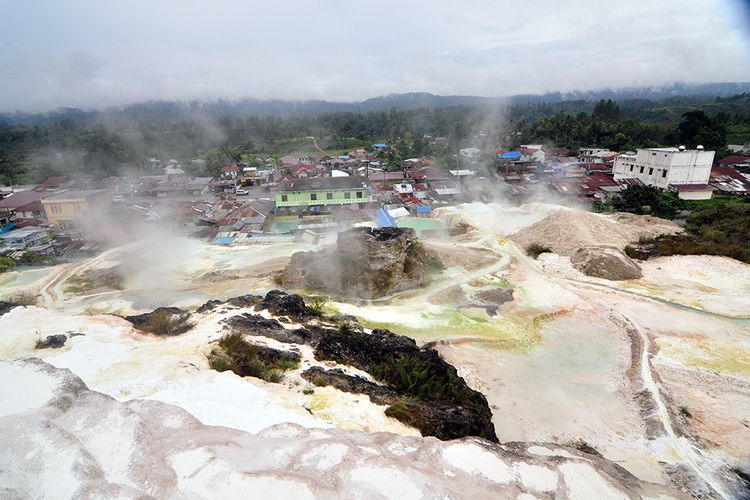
[[301, 365, 497, 442], [0, 301, 15, 317], [302, 366, 399, 405], [124, 307, 192, 335], [280, 227, 443, 299], [571, 246, 643, 280], [213, 290, 497, 442], [257, 290, 309, 319], [223, 313, 330, 345], [196, 294, 261, 314], [314, 327, 497, 442], [35, 334, 67, 349]]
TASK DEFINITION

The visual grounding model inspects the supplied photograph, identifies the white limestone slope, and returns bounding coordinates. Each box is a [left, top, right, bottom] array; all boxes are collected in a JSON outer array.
[[0, 359, 684, 499]]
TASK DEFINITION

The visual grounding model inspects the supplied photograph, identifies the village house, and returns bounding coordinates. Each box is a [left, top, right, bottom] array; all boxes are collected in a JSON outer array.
[[0, 190, 54, 224], [709, 166, 750, 196], [0, 227, 51, 251], [718, 155, 750, 170], [237, 167, 271, 188], [274, 177, 372, 213], [459, 147, 481, 159], [42, 190, 111, 228], [613, 146, 715, 200], [187, 177, 212, 196], [579, 148, 617, 164], [221, 165, 240, 179]]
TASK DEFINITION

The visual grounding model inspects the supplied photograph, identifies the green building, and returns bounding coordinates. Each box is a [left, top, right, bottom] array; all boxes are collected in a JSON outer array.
[[275, 177, 372, 208]]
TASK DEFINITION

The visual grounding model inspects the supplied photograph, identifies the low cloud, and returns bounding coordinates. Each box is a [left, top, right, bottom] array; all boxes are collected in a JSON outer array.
[[1, 0, 749, 112]]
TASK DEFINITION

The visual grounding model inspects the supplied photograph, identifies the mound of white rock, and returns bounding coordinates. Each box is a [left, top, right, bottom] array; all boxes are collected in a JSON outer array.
[[0, 359, 680, 499]]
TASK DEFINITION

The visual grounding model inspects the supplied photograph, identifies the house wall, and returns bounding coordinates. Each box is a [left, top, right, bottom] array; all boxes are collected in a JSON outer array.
[[275, 188, 372, 207], [43, 193, 111, 226], [676, 190, 713, 200]]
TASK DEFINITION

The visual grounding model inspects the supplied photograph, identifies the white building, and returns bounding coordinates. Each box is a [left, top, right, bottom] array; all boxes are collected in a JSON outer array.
[[613, 147, 715, 200], [459, 147, 481, 159], [579, 148, 616, 164]]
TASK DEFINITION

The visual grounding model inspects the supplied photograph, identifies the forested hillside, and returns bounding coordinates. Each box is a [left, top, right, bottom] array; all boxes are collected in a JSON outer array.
[[1, 92, 749, 184]]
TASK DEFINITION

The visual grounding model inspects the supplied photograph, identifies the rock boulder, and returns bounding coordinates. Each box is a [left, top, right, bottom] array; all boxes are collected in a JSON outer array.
[[571, 246, 643, 280], [281, 227, 442, 299]]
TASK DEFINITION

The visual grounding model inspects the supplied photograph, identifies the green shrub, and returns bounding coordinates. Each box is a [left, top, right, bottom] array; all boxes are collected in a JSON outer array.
[[17, 251, 54, 266], [384, 397, 422, 427], [306, 296, 326, 317], [655, 202, 750, 263], [525, 243, 552, 259], [0, 256, 16, 273], [370, 354, 479, 411], [143, 310, 182, 335], [208, 332, 299, 383], [624, 245, 649, 260], [337, 323, 355, 336], [610, 184, 685, 219]]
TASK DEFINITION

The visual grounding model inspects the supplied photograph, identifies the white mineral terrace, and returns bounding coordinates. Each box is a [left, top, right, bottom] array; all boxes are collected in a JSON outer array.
[[1, 202, 749, 498]]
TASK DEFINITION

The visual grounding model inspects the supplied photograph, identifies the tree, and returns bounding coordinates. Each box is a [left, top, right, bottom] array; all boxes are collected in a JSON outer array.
[[610, 185, 684, 219], [592, 99, 620, 122], [676, 110, 726, 151]]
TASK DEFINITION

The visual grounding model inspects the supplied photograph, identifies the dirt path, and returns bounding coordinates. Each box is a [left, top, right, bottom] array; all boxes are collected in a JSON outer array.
[[311, 136, 327, 154], [38, 244, 137, 308]]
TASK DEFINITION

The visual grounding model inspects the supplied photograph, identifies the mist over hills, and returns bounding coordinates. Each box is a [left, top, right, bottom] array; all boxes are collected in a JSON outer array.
[[2, 82, 750, 126]]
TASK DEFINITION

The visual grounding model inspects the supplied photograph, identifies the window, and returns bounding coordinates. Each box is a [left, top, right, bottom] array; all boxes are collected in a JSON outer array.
[[326, 192, 333, 200], [344, 192, 351, 199], [640, 166, 644, 174], [662, 170, 667, 178], [281, 194, 288, 202], [356, 191, 363, 199], [310, 193, 317, 201], [648, 168, 653, 175], [629, 166, 633, 172]]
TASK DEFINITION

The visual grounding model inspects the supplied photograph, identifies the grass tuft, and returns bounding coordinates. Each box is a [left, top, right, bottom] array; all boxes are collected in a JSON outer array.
[[306, 296, 327, 317], [208, 332, 299, 383]]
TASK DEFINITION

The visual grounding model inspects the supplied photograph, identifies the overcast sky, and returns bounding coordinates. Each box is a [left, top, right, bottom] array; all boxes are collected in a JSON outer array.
[[1, 0, 749, 112]]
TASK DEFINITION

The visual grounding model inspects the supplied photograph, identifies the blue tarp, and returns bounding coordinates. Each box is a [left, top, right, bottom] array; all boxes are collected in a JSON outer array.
[[499, 151, 522, 159], [0, 223, 16, 235], [375, 208, 397, 228], [372, 143, 388, 149], [415, 204, 432, 213], [212, 237, 236, 246], [337, 155, 350, 159]]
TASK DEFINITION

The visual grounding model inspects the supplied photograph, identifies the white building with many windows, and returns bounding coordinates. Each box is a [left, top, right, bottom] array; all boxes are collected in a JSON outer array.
[[613, 146, 715, 199]]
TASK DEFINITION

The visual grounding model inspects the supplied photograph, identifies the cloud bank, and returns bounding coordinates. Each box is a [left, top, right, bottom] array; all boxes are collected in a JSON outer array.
[[1, 0, 749, 112]]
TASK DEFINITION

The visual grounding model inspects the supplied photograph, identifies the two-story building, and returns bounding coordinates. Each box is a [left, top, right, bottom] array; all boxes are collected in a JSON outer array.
[[41, 190, 111, 227], [274, 177, 372, 214], [613, 146, 715, 199]]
